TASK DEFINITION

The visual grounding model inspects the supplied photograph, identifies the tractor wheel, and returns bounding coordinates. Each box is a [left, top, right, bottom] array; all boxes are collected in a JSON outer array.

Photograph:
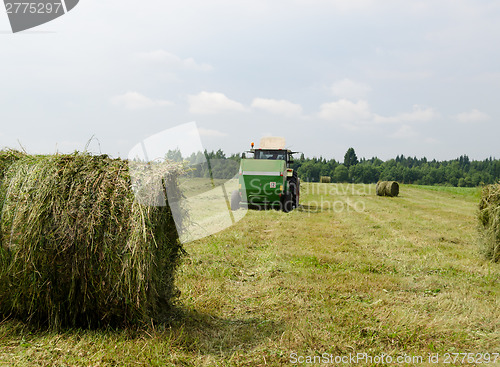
[[294, 178, 300, 208], [281, 192, 293, 213], [288, 172, 300, 209], [230, 190, 240, 211]]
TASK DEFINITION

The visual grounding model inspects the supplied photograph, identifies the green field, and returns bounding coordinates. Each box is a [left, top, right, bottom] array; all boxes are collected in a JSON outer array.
[[1, 183, 499, 366]]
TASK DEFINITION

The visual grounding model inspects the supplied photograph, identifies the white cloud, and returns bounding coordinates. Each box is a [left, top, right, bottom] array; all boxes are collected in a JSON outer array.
[[198, 128, 228, 137], [454, 109, 490, 123], [331, 79, 371, 100], [317, 99, 438, 135], [138, 50, 213, 71], [318, 99, 372, 122], [251, 98, 303, 117], [188, 91, 247, 114], [390, 124, 418, 139], [374, 105, 437, 124], [111, 92, 173, 110]]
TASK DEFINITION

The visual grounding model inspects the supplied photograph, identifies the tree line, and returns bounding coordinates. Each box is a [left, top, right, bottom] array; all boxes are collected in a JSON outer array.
[[293, 148, 500, 187], [166, 148, 500, 187]]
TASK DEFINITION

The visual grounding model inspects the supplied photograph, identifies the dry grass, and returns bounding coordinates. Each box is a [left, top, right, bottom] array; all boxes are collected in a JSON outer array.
[[0, 183, 498, 366]]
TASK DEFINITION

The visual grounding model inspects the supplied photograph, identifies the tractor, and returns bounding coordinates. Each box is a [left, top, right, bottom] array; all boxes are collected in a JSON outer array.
[[231, 137, 300, 212]]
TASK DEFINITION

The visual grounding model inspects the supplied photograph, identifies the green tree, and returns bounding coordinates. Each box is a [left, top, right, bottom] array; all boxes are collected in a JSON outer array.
[[298, 160, 322, 182], [333, 165, 349, 182], [344, 148, 358, 168]]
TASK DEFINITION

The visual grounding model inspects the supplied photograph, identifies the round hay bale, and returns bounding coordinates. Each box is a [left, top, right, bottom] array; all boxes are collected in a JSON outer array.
[[376, 181, 399, 197], [0, 153, 185, 328], [478, 183, 500, 262], [320, 176, 331, 183], [386, 181, 399, 197], [376, 181, 384, 196]]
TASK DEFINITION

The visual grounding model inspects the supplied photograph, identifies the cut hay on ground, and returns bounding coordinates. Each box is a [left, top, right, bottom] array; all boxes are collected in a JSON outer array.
[[478, 183, 500, 262], [0, 152, 185, 328], [319, 176, 331, 183], [376, 181, 399, 197]]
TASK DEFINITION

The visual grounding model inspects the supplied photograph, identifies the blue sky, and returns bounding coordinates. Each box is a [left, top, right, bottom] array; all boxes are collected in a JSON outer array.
[[1, 0, 499, 161]]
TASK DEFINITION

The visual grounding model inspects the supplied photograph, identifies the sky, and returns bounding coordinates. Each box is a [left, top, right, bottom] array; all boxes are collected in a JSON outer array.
[[1, 0, 500, 161]]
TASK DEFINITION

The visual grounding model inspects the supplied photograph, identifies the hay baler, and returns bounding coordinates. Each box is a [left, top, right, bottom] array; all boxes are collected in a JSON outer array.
[[231, 137, 299, 212]]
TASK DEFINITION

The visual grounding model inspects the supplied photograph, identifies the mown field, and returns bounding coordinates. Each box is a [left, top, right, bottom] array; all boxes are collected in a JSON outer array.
[[1, 183, 499, 366]]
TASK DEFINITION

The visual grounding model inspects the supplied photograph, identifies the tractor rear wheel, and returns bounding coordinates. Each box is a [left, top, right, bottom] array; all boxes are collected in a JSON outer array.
[[288, 171, 300, 208], [281, 191, 293, 213], [230, 190, 240, 211], [294, 177, 300, 208]]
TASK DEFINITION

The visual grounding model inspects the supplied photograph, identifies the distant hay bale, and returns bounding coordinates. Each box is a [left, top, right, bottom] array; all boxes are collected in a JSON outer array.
[[376, 181, 399, 197], [0, 152, 185, 328], [320, 176, 331, 183], [478, 183, 500, 262]]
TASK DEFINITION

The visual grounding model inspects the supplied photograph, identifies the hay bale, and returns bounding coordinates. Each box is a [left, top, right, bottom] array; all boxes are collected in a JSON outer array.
[[320, 176, 331, 183], [478, 183, 500, 262], [0, 152, 184, 328], [376, 181, 399, 197]]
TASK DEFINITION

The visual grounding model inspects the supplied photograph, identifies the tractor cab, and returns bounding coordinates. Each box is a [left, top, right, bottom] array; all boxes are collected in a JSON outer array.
[[246, 137, 296, 168], [254, 149, 286, 161]]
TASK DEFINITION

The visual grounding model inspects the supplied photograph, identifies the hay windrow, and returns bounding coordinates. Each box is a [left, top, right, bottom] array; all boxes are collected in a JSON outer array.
[[0, 152, 185, 328], [478, 183, 500, 262]]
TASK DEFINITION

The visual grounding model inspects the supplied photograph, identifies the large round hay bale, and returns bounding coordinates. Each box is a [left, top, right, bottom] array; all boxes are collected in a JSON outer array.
[[320, 176, 331, 183], [0, 153, 184, 328], [478, 183, 500, 262], [376, 181, 399, 197]]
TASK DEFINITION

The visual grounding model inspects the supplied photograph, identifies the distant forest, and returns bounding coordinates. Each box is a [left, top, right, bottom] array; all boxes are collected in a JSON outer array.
[[166, 148, 500, 187]]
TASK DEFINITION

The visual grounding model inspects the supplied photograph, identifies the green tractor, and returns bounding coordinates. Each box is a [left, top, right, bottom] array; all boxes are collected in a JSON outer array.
[[231, 137, 300, 212]]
